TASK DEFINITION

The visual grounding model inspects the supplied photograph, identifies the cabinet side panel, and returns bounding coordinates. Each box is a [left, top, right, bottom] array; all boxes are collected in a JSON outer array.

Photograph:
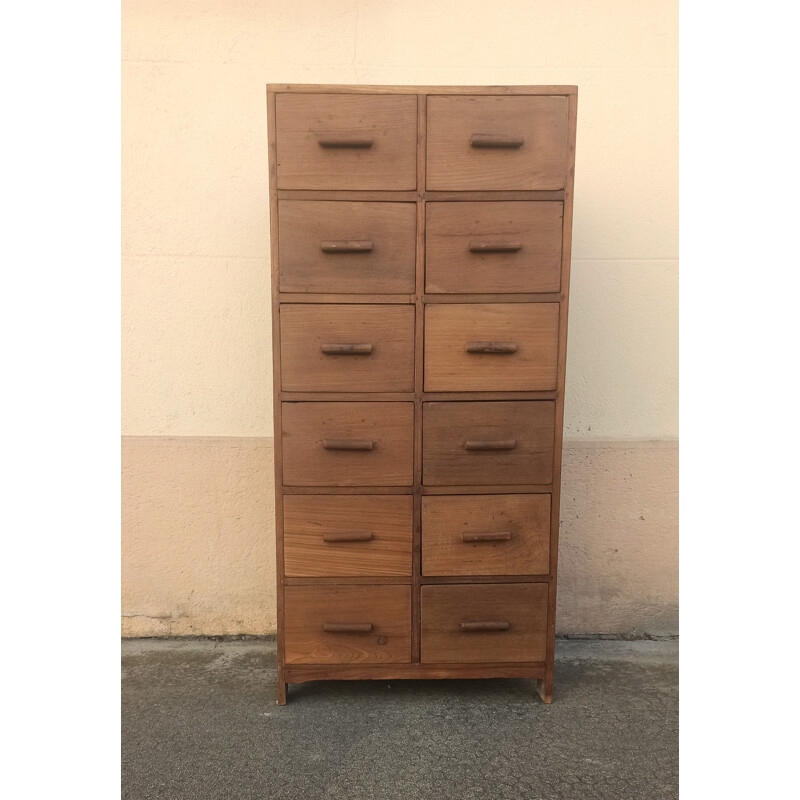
[[544, 89, 578, 701], [267, 88, 286, 702]]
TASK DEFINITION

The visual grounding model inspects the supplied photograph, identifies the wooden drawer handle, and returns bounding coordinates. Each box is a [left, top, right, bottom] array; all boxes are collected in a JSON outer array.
[[461, 531, 512, 542], [318, 136, 373, 148], [323, 622, 373, 633], [470, 133, 524, 149], [464, 439, 517, 451], [466, 341, 518, 355], [322, 439, 375, 451], [460, 620, 510, 632], [322, 531, 374, 543], [320, 343, 374, 355], [468, 241, 523, 253], [320, 240, 374, 253]]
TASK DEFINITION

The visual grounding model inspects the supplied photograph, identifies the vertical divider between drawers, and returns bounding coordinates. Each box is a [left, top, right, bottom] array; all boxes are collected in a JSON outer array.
[[412, 92, 427, 664]]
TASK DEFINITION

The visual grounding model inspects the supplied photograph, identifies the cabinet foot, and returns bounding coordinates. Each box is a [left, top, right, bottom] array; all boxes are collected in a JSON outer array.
[[276, 681, 287, 706], [535, 676, 553, 704]]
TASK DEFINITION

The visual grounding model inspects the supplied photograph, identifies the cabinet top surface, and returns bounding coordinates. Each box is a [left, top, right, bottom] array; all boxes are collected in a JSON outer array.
[[267, 84, 578, 96]]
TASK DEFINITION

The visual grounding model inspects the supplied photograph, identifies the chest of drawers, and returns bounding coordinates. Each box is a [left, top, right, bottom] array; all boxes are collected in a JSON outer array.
[[267, 84, 577, 704]]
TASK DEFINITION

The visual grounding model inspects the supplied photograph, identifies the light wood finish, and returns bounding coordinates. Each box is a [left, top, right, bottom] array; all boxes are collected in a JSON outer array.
[[420, 583, 548, 663], [284, 585, 411, 664], [284, 495, 413, 577], [282, 402, 414, 486], [275, 94, 417, 190], [278, 201, 416, 293], [422, 494, 551, 576], [269, 85, 576, 704], [425, 202, 563, 294], [427, 96, 569, 190], [422, 401, 555, 485], [280, 304, 415, 392], [424, 303, 559, 391]]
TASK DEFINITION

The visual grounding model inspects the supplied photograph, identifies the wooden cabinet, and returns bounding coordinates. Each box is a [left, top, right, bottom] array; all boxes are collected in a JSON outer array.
[[268, 84, 577, 704]]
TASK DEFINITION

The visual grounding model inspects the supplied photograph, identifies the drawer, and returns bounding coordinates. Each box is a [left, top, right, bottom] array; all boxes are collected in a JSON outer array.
[[422, 494, 551, 576], [426, 95, 569, 190], [420, 583, 548, 663], [284, 495, 413, 577], [278, 201, 416, 294], [425, 202, 562, 294], [285, 585, 411, 664], [424, 303, 559, 391], [282, 402, 414, 486], [275, 93, 417, 189], [422, 401, 555, 486], [281, 304, 415, 392]]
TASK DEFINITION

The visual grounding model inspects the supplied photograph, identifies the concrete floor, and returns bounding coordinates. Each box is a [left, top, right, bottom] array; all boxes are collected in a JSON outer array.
[[122, 638, 678, 799]]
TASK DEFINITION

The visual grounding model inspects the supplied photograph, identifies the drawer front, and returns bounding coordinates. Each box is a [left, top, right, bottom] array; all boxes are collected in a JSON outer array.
[[281, 304, 415, 392], [424, 303, 559, 392], [422, 494, 551, 576], [426, 95, 569, 190], [423, 401, 555, 486], [278, 201, 416, 294], [284, 495, 413, 577], [285, 585, 411, 664], [420, 583, 548, 663], [282, 402, 414, 486], [425, 201, 563, 294], [275, 94, 417, 190]]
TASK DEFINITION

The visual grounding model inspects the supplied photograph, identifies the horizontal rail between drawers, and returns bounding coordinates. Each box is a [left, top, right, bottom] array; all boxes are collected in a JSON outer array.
[[282, 575, 552, 585], [277, 293, 564, 304], [276, 189, 565, 202], [279, 392, 557, 401], [280, 485, 554, 495]]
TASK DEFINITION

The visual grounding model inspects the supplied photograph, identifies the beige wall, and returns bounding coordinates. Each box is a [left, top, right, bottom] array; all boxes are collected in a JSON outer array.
[[122, 1, 678, 636]]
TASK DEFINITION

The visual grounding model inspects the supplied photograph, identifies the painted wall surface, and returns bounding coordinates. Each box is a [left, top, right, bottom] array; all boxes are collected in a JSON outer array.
[[122, 1, 678, 636]]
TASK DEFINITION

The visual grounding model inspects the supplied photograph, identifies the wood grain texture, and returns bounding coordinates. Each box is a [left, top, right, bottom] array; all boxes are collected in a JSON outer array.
[[267, 88, 288, 705], [422, 401, 555, 486], [422, 294, 561, 304], [411, 93, 427, 665], [427, 96, 569, 190], [279, 294, 415, 304], [541, 89, 579, 703], [276, 94, 417, 190], [425, 202, 563, 293], [278, 201, 416, 293], [426, 191, 564, 202], [422, 494, 551, 576], [285, 663, 546, 683], [284, 585, 411, 664], [269, 84, 577, 96], [280, 304, 415, 392], [420, 583, 548, 663], [282, 402, 414, 486], [269, 85, 577, 699], [283, 494, 413, 577], [424, 303, 559, 391], [281, 392, 415, 402], [283, 575, 549, 585]]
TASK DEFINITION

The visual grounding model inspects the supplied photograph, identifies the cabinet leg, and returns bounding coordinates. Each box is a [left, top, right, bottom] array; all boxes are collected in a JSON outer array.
[[276, 680, 287, 705], [536, 674, 553, 704]]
